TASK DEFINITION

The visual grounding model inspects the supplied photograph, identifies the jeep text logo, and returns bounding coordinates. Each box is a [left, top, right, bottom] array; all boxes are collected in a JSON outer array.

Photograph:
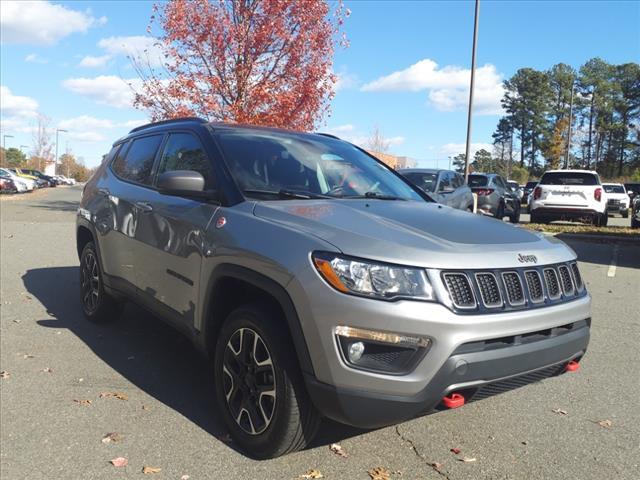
[[518, 254, 538, 264]]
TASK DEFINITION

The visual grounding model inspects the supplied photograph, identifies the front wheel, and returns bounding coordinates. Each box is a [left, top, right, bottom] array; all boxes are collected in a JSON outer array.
[[509, 204, 521, 224], [214, 305, 321, 459]]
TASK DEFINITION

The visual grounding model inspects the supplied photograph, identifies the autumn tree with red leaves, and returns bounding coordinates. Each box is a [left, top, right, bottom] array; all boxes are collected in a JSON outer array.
[[133, 0, 348, 130]]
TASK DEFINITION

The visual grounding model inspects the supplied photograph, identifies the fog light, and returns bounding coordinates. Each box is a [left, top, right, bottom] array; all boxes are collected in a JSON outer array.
[[348, 341, 365, 362]]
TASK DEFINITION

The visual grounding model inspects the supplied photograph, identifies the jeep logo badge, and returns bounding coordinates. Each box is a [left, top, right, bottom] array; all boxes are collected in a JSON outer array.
[[518, 254, 538, 264]]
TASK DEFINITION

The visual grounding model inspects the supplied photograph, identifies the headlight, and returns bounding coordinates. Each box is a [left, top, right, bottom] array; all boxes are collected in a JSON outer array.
[[312, 252, 435, 301]]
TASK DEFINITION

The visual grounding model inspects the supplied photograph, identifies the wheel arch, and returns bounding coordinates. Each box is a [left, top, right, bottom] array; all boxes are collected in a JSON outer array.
[[201, 264, 315, 377]]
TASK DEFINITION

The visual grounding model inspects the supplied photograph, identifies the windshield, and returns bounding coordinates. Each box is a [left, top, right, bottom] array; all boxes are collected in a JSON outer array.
[[603, 185, 625, 193], [216, 130, 423, 201], [540, 172, 599, 186], [468, 175, 488, 187], [402, 172, 437, 192]]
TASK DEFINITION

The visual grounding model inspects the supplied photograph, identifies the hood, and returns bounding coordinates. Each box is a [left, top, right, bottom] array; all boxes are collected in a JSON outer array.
[[254, 199, 574, 269]]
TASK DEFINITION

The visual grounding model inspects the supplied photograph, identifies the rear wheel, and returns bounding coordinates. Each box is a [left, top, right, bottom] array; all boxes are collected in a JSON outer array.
[[214, 305, 321, 459], [79, 242, 121, 323], [622, 209, 629, 218], [494, 202, 505, 221], [593, 213, 608, 227], [509, 203, 521, 224]]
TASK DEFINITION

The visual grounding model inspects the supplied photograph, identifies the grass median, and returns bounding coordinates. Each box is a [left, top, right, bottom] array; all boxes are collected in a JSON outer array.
[[523, 222, 638, 238]]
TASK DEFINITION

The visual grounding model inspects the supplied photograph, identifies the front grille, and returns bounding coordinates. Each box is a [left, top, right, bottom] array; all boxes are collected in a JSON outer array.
[[442, 273, 476, 309], [525, 270, 544, 303], [557, 265, 574, 295], [571, 262, 584, 291], [440, 262, 586, 314], [502, 272, 525, 306], [607, 199, 620, 206], [475, 273, 502, 307], [544, 268, 561, 299], [469, 363, 566, 402]]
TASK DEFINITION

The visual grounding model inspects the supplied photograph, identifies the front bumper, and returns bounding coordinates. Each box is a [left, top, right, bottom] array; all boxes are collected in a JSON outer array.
[[305, 319, 589, 428]]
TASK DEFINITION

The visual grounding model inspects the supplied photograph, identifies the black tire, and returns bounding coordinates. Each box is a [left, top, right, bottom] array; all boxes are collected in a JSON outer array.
[[79, 242, 121, 323], [509, 203, 521, 224], [622, 210, 629, 218], [214, 305, 321, 459], [494, 202, 505, 220], [631, 216, 640, 229], [595, 212, 608, 227], [530, 212, 544, 224]]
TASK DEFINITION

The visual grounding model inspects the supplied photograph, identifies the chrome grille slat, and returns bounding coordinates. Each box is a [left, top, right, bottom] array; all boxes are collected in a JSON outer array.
[[543, 268, 561, 299], [475, 273, 503, 308], [524, 270, 544, 303], [442, 273, 476, 309], [557, 265, 574, 296], [501, 271, 526, 306], [571, 262, 584, 291]]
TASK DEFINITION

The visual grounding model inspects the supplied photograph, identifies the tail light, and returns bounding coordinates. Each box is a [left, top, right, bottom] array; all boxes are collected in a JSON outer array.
[[533, 186, 542, 200], [594, 188, 602, 202], [473, 188, 494, 196]]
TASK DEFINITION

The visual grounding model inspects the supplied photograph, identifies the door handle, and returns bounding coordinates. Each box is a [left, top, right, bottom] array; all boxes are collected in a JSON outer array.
[[134, 201, 153, 212]]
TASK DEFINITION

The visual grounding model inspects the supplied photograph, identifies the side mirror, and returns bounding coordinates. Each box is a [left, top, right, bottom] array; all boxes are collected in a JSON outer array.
[[158, 170, 207, 197]]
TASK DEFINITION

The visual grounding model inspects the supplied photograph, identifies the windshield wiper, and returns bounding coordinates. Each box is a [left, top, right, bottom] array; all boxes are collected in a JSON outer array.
[[243, 189, 332, 200], [342, 192, 407, 201]]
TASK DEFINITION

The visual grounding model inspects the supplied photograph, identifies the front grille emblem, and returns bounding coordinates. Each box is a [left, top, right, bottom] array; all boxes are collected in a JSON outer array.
[[517, 254, 538, 264]]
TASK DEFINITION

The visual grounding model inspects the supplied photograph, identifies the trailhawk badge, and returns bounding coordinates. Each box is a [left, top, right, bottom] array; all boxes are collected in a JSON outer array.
[[518, 253, 538, 264]]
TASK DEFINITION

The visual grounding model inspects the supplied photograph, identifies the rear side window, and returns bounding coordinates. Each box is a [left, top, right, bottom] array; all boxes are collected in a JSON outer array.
[[438, 172, 452, 191], [540, 172, 599, 186], [603, 185, 625, 194], [112, 135, 163, 185], [468, 174, 488, 187], [452, 173, 463, 188], [157, 133, 215, 189], [403, 172, 437, 192]]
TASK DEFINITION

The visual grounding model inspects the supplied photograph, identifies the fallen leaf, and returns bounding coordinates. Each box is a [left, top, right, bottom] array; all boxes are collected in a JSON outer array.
[[596, 419, 613, 428], [42, 367, 53, 373], [23, 354, 35, 359], [459, 457, 477, 463], [0, 371, 10, 379], [330, 443, 348, 458], [110, 457, 128, 467], [99, 392, 128, 401], [101, 432, 122, 444], [298, 470, 323, 479], [78, 378, 84, 382], [142, 466, 162, 474], [430, 462, 443, 470], [12, 319, 20, 323], [368, 467, 391, 480], [450, 447, 461, 454], [142, 404, 151, 411], [552, 408, 568, 415], [180, 476, 190, 480], [73, 399, 92, 406], [521, 440, 529, 445]]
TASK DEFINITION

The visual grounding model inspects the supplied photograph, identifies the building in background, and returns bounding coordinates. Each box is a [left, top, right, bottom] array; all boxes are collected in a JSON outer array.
[[367, 150, 416, 170]]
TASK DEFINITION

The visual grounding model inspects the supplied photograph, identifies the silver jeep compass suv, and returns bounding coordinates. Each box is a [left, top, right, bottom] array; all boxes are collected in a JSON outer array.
[[77, 118, 591, 458]]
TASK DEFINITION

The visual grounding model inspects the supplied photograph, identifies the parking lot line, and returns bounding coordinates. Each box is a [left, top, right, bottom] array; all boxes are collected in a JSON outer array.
[[607, 245, 619, 278]]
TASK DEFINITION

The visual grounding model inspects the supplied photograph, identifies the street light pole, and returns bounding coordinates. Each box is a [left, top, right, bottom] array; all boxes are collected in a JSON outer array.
[[564, 81, 575, 169], [55, 129, 68, 176], [2, 135, 14, 166], [463, 0, 480, 183]]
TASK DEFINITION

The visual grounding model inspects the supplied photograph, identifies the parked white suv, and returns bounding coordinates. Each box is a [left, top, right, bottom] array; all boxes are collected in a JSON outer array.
[[529, 170, 607, 226], [602, 183, 629, 218]]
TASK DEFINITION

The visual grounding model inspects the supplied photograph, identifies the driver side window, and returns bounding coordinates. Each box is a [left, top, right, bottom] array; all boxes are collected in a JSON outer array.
[[156, 133, 215, 189]]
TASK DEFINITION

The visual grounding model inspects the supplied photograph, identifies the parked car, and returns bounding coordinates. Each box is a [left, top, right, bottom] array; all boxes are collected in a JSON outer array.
[[398, 168, 474, 211], [602, 183, 629, 218], [632, 195, 640, 228], [0, 167, 35, 192], [0, 177, 18, 194], [55, 175, 76, 185], [507, 180, 524, 201], [467, 173, 521, 222], [8, 168, 47, 188], [624, 183, 640, 203], [529, 170, 607, 226], [20, 168, 58, 187], [522, 180, 538, 205], [78, 118, 590, 458]]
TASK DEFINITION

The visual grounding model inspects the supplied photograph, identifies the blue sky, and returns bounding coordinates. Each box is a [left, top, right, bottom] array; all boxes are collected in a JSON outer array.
[[1, 0, 639, 168]]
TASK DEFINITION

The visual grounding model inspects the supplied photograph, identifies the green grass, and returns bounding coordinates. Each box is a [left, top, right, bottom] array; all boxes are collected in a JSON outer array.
[[523, 223, 639, 237]]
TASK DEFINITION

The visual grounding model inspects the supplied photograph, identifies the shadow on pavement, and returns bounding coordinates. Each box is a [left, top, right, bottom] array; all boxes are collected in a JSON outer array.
[[22, 266, 367, 458], [559, 237, 639, 269], [31, 200, 80, 212]]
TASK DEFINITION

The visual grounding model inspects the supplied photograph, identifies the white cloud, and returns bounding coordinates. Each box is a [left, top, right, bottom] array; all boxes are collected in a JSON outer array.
[[98, 35, 164, 66], [0, 0, 106, 45], [55, 115, 147, 143], [439, 142, 494, 158], [322, 124, 405, 150], [24, 53, 48, 64], [324, 124, 354, 134], [386, 136, 406, 147], [58, 115, 115, 131], [62, 75, 140, 109], [334, 71, 358, 92], [361, 59, 504, 115], [0, 86, 39, 118], [79, 54, 111, 68]]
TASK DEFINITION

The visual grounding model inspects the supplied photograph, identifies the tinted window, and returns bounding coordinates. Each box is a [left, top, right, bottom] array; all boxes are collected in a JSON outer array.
[[525, 181, 537, 189], [452, 173, 463, 189], [403, 172, 437, 192], [112, 135, 162, 185], [603, 185, 625, 194], [438, 172, 452, 191], [540, 172, 599, 186], [493, 176, 507, 189], [157, 133, 215, 189], [468, 174, 488, 187], [217, 131, 422, 201]]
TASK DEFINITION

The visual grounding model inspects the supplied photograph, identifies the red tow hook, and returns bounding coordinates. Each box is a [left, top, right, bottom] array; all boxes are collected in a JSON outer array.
[[565, 360, 580, 372], [442, 393, 465, 409]]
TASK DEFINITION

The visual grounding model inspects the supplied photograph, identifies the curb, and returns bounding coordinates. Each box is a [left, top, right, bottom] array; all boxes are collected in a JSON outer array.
[[538, 231, 640, 244]]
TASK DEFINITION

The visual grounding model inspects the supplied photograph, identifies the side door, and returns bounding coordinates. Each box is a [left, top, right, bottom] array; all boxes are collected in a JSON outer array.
[[436, 171, 454, 207], [495, 176, 515, 213], [94, 135, 164, 289], [134, 131, 220, 328]]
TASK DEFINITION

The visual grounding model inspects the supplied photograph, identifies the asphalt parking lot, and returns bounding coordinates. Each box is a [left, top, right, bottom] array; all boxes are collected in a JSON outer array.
[[1, 186, 639, 480]]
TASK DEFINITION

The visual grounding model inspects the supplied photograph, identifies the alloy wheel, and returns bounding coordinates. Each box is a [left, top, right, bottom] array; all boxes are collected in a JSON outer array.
[[222, 327, 276, 435]]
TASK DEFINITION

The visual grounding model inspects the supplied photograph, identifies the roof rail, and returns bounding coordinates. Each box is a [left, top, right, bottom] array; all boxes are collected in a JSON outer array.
[[129, 117, 207, 134], [316, 132, 341, 140]]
